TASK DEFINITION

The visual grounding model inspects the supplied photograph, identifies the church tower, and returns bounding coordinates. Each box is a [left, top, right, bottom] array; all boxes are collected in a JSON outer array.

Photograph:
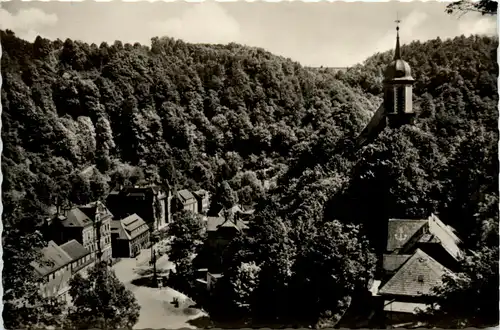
[[383, 23, 415, 128], [356, 22, 416, 148]]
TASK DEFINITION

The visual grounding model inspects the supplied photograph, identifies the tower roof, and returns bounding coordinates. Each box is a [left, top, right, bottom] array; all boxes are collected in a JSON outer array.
[[384, 25, 414, 82]]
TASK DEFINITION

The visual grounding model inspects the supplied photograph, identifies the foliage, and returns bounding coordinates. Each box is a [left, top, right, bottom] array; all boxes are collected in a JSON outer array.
[[292, 221, 376, 326], [331, 35, 498, 250], [214, 200, 375, 326], [3, 226, 65, 329], [446, 0, 497, 16], [168, 210, 206, 265], [424, 246, 499, 328], [66, 261, 140, 329], [1, 29, 498, 328], [230, 262, 261, 314], [214, 180, 239, 211]]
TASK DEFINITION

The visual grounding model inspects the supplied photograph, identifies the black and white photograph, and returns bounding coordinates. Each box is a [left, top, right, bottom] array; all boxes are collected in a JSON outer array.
[[0, 0, 498, 329]]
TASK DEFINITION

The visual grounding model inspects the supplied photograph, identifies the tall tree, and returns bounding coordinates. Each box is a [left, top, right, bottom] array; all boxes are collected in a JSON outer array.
[[291, 221, 376, 327], [168, 210, 206, 265], [66, 261, 140, 329], [424, 246, 499, 328], [3, 227, 65, 329]]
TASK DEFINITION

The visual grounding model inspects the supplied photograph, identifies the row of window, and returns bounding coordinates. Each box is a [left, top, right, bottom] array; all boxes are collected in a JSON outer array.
[[131, 225, 149, 237], [48, 252, 95, 280], [84, 223, 111, 241]]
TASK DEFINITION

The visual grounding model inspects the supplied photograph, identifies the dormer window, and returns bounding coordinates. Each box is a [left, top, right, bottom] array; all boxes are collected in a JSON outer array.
[[417, 275, 424, 283]]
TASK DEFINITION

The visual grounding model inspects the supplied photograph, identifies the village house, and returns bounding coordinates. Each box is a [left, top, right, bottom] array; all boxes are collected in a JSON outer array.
[[193, 189, 210, 214], [173, 189, 198, 214], [60, 239, 95, 274], [371, 214, 463, 327], [111, 213, 150, 258], [31, 240, 93, 303], [194, 213, 250, 290], [43, 201, 113, 261], [106, 184, 171, 232]]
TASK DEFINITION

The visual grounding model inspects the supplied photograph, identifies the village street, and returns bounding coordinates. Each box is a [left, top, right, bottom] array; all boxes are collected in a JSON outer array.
[[113, 245, 206, 329]]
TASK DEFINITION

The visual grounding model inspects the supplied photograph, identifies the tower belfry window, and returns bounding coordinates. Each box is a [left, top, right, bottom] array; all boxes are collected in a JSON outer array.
[[396, 86, 405, 113]]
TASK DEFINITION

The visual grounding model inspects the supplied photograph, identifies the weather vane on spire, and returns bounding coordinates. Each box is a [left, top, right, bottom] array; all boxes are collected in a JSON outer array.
[[394, 12, 402, 60]]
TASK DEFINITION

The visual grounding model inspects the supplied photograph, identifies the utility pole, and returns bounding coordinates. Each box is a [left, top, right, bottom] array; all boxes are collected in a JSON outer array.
[[150, 228, 158, 287]]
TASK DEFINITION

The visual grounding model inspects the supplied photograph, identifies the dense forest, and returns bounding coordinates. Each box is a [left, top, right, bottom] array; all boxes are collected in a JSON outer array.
[[2, 29, 498, 328]]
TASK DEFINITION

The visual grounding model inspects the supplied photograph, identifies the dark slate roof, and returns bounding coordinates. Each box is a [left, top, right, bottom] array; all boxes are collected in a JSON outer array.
[[80, 201, 114, 219], [206, 216, 225, 232], [178, 189, 195, 203], [61, 202, 113, 228], [123, 214, 148, 232], [206, 215, 249, 233], [60, 239, 90, 261], [79, 205, 98, 219], [193, 189, 208, 198], [111, 220, 124, 238], [31, 241, 73, 276], [220, 219, 248, 232], [112, 214, 149, 240], [378, 249, 452, 297], [383, 254, 412, 272], [386, 219, 427, 252], [387, 215, 463, 260], [357, 103, 386, 147], [62, 208, 93, 227]]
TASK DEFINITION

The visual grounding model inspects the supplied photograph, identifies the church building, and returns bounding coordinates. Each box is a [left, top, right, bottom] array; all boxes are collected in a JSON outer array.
[[357, 25, 464, 328], [357, 24, 416, 147]]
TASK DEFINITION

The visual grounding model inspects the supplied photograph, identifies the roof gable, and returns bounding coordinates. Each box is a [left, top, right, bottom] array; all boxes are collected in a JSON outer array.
[[81, 201, 114, 219], [379, 249, 452, 297], [428, 214, 463, 260], [32, 241, 73, 276], [206, 216, 225, 232], [62, 202, 113, 227], [193, 189, 208, 199], [383, 254, 412, 272], [111, 220, 130, 240], [122, 214, 148, 232], [178, 189, 195, 202], [60, 239, 89, 261], [112, 214, 149, 240], [386, 219, 427, 252], [63, 208, 92, 227]]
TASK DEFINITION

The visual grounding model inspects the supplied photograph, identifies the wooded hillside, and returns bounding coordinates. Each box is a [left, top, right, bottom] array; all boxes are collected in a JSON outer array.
[[2, 30, 498, 328]]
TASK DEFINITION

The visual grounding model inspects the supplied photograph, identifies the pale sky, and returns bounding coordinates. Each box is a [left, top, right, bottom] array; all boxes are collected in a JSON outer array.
[[0, 1, 497, 67]]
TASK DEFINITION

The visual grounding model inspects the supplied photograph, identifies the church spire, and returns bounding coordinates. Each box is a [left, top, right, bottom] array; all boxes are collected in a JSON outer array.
[[394, 18, 401, 60]]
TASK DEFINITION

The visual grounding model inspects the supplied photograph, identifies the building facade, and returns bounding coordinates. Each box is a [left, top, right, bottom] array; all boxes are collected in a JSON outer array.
[[175, 189, 198, 214], [371, 214, 463, 327], [106, 185, 171, 232], [32, 240, 92, 303], [111, 214, 150, 258], [193, 189, 210, 214], [43, 201, 113, 262], [194, 215, 249, 273]]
